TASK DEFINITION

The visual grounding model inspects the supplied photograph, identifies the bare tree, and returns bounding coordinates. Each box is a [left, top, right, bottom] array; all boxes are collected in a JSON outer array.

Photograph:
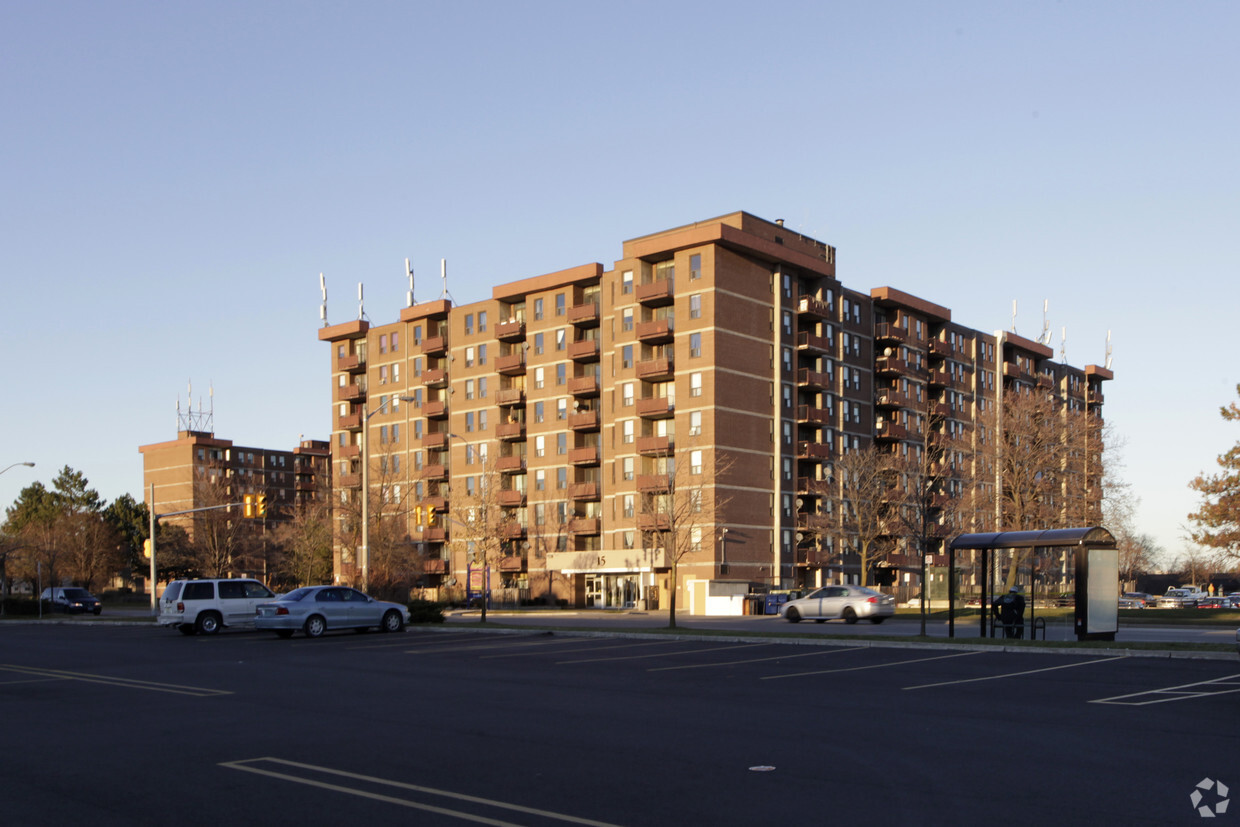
[[186, 473, 252, 578], [448, 447, 510, 622], [525, 483, 570, 605], [638, 444, 733, 629], [271, 475, 335, 589], [835, 443, 896, 587]]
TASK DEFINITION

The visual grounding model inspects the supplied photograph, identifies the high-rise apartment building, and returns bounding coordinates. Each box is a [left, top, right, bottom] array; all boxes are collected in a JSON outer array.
[[319, 211, 1111, 609]]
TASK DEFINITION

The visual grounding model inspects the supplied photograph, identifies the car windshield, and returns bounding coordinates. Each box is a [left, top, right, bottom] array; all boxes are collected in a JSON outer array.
[[62, 588, 92, 599]]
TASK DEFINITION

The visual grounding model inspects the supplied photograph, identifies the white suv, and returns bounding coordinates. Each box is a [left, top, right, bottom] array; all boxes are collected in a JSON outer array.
[[158, 579, 276, 635]]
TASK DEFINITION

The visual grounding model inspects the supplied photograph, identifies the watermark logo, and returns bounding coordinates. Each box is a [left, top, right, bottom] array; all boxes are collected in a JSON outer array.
[[1191, 778, 1229, 818]]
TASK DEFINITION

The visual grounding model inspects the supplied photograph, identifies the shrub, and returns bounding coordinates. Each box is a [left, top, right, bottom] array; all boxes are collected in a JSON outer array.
[[407, 599, 446, 624]]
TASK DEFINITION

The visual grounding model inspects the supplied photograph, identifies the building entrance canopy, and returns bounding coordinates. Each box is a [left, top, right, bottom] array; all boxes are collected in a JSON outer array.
[[947, 526, 1118, 640]]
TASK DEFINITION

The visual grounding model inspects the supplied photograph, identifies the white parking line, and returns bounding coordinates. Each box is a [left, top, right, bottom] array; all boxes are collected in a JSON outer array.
[[1091, 673, 1240, 706], [481, 639, 677, 659], [649, 645, 870, 672], [903, 655, 1126, 690], [761, 650, 984, 680], [0, 664, 231, 696], [221, 757, 624, 826], [559, 642, 762, 664]]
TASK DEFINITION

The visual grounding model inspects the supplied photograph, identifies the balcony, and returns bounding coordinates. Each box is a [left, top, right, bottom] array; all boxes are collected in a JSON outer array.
[[635, 319, 674, 344], [423, 527, 447, 542], [568, 410, 599, 431], [423, 496, 448, 512], [337, 383, 365, 403], [568, 376, 599, 397], [569, 482, 599, 501], [420, 464, 448, 482], [421, 334, 447, 355], [637, 513, 670, 532], [636, 358, 673, 381], [927, 368, 950, 388], [496, 421, 526, 441], [928, 339, 951, 361], [421, 558, 449, 575], [497, 455, 527, 474], [338, 413, 362, 431], [568, 339, 600, 362], [796, 405, 831, 426], [797, 369, 830, 389], [498, 555, 526, 572], [1087, 389, 1105, 406], [496, 353, 526, 375], [796, 441, 833, 460], [337, 444, 360, 459], [496, 388, 525, 407], [1002, 361, 1031, 383], [637, 397, 674, 419], [568, 446, 599, 466], [338, 473, 361, 489], [337, 353, 365, 373], [794, 546, 832, 567], [875, 389, 912, 409], [424, 400, 448, 419], [498, 489, 526, 507], [637, 474, 670, 493], [500, 523, 527, 540], [495, 319, 525, 342], [636, 435, 673, 455], [569, 517, 600, 535], [422, 368, 448, 387], [636, 279, 674, 306], [875, 421, 911, 441], [796, 332, 830, 354], [875, 322, 910, 344], [797, 294, 830, 319], [568, 302, 600, 326], [796, 477, 833, 497], [876, 356, 910, 377], [421, 432, 449, 450]]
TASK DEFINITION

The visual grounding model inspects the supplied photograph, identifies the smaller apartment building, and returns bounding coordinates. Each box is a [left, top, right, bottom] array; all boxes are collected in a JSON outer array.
[[139, 430, 331, 544], [320, 211, 1112, 609]]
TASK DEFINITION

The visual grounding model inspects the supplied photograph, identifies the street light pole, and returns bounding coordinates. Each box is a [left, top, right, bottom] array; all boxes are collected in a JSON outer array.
[[0, 462, 35, 476]]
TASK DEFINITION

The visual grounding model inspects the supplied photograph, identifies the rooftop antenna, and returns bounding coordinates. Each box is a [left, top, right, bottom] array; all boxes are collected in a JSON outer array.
[[406, 258, 416, 307], [1060, 326, 1067, 362], [357, 282, 366, 321], [178, 379, 214, 434], [319, 273, 328, 327], [1040, 300, 1052, 346], [1104, 330, 1113, 370], [441, 258, 449, 300], [1010, 300, 1018, 334]]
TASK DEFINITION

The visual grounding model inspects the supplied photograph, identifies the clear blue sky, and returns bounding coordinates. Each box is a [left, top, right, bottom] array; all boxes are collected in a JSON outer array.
[[3, 1, 1237, 566]]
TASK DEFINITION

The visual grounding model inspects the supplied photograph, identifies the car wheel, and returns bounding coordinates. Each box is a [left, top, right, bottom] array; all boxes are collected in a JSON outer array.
[[178, 623, 196, 636], [275, 630, 294, 639], [842, 607, 858, 624], [785, 607, 801, 623], [870, 616, 886, 624], [196, 612, 222, 635], [92, 607, 102, 616], [304, 615, 327, 638], [381, 609, 405, 633]]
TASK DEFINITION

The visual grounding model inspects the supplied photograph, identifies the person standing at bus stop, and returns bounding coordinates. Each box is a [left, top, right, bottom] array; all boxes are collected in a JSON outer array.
[[992, 586, 1026, 639]]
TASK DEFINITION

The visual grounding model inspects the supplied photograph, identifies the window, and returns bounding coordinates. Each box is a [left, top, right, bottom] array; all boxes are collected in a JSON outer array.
[[535, 470, 546, 491], [535, 436, 545, 458], [555, 293, 565, 316], [478, 344, 487, 365], [623, 457, 634, 480], [782, 348, 792, 372], [556, 328, 566, 351], [623, 495, 634, 518], [689, 410, 702, 436], [556, 467, 567, 489], [690, 373, 702, 397], [622, 420, 634, 444], [391, 423, 399, 443], [379, 365, 388, 384], [534, 401, 545, 423], [689, 253, 701, 280], [690, 333, 701, 358], [464, 314, 473, 336], [557, 433, 567, 455], [534, 367, 545, 390], [479, 377, 487, 398], [465, 379, 475, 400], [622, 382, 634, 406], [534, 332, 544, 355], [391, 331, 399, 352], [465, 346, 475, 367], [622, 531, 635, 549], [622, 309, 633, 332], [534, 298, 544, 321], [478, 311, 487, 332], [690, 450, 703, 475], [465, 412, 474, 433], [622, 270, 633, 294], [622, 345, 633, 369], [690, 294, 701, 319], [557, 398, 568, 420], [379, 334, 388, 354], [556, 364, 566, 385]]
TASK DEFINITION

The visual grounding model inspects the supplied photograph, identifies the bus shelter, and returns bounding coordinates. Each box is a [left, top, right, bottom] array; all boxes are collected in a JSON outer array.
[[947, 526, 1118, 641]]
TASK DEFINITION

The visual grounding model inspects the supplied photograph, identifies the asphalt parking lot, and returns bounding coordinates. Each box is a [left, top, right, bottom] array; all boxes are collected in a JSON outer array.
[[1, 623, 1236, 825]]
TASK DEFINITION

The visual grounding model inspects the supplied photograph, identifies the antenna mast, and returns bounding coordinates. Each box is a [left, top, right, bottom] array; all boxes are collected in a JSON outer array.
[[177, 380, 214, 434], [1010, 300, 1017, 333], [406, 258, 416, 307], [1105, 330, 1113, 370], [357, 282, 365, 321], [319, 273, 328, 327], [1040, 300, 1052, 345]]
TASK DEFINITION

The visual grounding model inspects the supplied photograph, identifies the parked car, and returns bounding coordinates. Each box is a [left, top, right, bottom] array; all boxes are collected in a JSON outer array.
[[1118, 597, 1144, 609], [40, 587, 102, 615], [780, 585, 895, 624], [1157, 588, 1204, 608], [254, 586, 409, 638], [158, 578, 276, 635], [1121, 592, 1152, 608]]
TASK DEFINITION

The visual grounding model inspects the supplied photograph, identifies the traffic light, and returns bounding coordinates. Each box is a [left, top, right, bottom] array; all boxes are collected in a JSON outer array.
[[413, 506, 424, 526], [256, 494, 267, 517], [142, 539, 151, 559], [244, 494, 255, 518], [427, 505, 437, 527]]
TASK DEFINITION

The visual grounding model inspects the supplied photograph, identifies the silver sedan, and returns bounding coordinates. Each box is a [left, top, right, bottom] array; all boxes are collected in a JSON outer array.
[[781, 585, 896, 624], [255, 586, 410, 638]]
